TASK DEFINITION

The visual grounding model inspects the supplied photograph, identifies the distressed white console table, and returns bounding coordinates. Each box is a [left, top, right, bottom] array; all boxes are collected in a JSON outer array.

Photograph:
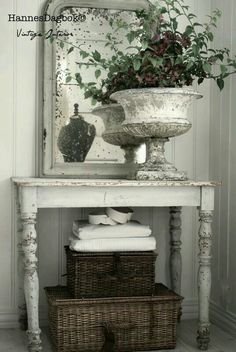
[[13, 178, 216, 352]]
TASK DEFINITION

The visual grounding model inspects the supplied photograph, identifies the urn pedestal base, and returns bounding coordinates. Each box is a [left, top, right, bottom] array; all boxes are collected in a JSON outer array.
[[136, 138, 187, 181], [136, 168, 187, 181]]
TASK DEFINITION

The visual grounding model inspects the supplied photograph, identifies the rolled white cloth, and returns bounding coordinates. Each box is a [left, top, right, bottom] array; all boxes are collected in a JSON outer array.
[[89, 211, 117, 225], [105, 207, 133, 224], [69, 235, 156, 252], [72, 220, 152, 239]]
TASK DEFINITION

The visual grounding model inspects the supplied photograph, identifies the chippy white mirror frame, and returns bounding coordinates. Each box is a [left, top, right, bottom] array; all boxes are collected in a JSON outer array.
[[41, 0, 149, 178]]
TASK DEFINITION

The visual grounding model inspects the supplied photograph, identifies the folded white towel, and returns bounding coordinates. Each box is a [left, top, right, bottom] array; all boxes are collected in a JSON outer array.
[[72, 220, 152, 239], [69, 235, 156, 252]]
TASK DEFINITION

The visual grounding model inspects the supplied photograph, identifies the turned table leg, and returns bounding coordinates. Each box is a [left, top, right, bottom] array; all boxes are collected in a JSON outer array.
[[21, 212, 42, 351], [197, 210, 213, 350], [169, 207, 182, 320], [16, 186, 27, 330], [169, 206, 182, 294], [18, 240, 28, 331]]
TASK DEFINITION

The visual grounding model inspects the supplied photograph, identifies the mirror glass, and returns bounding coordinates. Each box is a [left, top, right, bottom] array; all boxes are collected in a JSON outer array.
[[54, 7, 144, 165], [42, 0, 149, 177]]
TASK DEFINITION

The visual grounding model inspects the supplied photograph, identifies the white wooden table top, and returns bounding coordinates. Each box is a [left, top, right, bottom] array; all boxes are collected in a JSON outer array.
[[12, 177, 219, 187]]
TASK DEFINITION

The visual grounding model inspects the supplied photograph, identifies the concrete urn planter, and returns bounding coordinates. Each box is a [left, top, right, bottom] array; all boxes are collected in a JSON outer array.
[[110, 88, 202, 180]]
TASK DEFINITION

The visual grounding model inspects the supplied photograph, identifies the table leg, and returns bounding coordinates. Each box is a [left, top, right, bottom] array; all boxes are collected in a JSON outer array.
[[197, 210, 213, 350], [169, 207, 182, 320], [169, 206, 182, 293], [21, 213, 42, 352], [18, 240, 28, 331], [16, 187, 27, 330]]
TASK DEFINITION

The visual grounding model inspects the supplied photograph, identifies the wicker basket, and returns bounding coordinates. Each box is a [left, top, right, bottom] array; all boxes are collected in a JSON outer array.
[[65, 246, 157, 298], [45, 284, 183, 352]]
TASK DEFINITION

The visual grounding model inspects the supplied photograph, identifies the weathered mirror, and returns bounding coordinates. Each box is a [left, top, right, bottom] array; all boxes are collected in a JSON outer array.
[[41, 0, 149, 177]]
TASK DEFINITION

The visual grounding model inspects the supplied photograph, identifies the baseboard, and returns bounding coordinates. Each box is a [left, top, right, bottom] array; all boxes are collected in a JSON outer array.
[[210, 301, 236, 335], [0, 310, 48, 329], [182, 299, 198, 320], [39, 310, 48, 327], [0, 311, 20, 329]]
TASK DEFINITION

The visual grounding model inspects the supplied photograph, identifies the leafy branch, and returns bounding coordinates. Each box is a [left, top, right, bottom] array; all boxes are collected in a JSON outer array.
[[56, 0, 236, 103]]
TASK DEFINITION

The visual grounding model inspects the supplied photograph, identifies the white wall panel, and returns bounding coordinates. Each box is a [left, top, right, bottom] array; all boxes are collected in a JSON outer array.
[[0, 0, 16, 312], [210, 0, 236, 329], [228, 0, 236, 314], [0, 0, 212, 327]]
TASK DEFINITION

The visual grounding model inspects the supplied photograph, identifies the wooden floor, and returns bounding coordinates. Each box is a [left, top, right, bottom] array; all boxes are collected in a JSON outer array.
[[1, 320, 236, 352]]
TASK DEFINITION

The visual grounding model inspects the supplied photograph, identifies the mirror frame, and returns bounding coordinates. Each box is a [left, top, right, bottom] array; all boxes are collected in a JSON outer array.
[[40, 0, 149, 178]]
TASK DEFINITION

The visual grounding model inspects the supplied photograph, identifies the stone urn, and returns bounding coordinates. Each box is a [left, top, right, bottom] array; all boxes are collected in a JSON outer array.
[[58, 103, 96, 162], [92, 104, 144, 164], [110, 88, 202, 180]]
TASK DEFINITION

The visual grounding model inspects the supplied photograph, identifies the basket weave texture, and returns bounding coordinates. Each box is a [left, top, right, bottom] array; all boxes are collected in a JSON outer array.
[[65, 246, 157, 298], [45, 284, 183, 352]]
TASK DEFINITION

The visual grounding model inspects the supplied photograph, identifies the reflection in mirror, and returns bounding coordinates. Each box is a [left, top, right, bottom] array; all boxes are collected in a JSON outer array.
[[42, 0, 149, 177], [54, 7, 145, 165], [57, 103, 96, 162]]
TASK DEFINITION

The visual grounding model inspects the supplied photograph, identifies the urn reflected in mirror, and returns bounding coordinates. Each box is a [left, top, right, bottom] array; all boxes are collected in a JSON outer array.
[[92, 104, 144, 164], [57, 104, 96, 163]]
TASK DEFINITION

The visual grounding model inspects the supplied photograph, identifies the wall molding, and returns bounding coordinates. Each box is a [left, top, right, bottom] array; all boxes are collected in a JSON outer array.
[[0, 310, 19, 329], [182, 299, 198, 320], [210, 301, 236, 336]]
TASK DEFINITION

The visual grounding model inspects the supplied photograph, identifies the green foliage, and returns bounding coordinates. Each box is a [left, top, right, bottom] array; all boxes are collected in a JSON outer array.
[[95, 69, 101, 79], [61, 0, 236, 103], [67, 47, 74, 55]]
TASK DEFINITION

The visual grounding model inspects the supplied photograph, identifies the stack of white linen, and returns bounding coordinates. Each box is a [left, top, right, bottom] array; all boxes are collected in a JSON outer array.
[[69, 220, 156, 252]]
